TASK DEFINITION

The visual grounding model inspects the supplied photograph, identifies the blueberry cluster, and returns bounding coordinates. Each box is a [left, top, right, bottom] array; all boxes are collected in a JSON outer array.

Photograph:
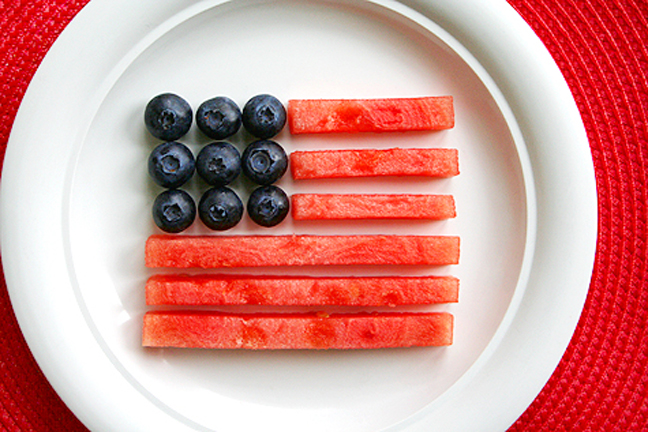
[[144, 93, 289, 233]]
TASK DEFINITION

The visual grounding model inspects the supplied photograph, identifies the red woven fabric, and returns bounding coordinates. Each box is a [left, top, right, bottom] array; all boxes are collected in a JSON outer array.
[[0, 0, 646, 430], [507, 1, 648, 430], [0, 2, 91, 430]]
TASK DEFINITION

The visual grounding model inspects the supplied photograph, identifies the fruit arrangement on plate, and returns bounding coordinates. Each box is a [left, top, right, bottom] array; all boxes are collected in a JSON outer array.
[[141, 92, 459, 350]]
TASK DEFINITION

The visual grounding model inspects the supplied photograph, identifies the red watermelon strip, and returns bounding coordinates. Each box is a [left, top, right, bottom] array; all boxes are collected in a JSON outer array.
[[142, 311, 454, 349], [292, 194, 456, 220], [145, 235, 460, 268], [146, 274, 459, 306], [290, 148, 459, 180], [287, 97, 454, 134]]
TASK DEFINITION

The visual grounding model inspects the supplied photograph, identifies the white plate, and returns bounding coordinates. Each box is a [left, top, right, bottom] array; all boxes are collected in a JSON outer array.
[[1, 0, 596, 431]]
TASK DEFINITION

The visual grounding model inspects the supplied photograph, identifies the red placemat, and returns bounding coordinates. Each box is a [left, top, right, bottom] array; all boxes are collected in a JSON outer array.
[[0, 0, 646, 430]]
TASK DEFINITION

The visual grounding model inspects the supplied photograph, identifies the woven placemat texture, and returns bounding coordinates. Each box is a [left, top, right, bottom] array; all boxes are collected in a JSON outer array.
[[0, 0, 646, 430], [0, 2, 90, 430], [507, 1, 648, 430]]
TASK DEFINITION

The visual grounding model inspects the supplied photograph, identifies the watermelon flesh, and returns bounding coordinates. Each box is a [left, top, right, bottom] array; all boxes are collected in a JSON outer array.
[[145, 235, 460, 268], [290, 148, 459, 180], [142, 311, 454, 349], [146, 274, 459, 306], [292, 194, 456, 220], [287, 97, 454, 134]]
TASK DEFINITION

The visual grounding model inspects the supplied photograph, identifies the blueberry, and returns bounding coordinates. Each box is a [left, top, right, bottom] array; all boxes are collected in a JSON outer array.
[[242, 94, 286, 138], [247, 185, 289, 227], [195, 142, 241, 186], [241, 140, 287, 185], [199, 186, 244, 230], [152, 189, 196, 233], [148, 142, 195, 188], [144, 93, 193, 141], [196, 96, 242, 139]]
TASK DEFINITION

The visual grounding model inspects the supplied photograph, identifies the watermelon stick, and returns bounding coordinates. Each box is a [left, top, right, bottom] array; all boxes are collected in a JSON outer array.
[[291, 194, 456, 220], [145, 235, 460, 268], [290, 148, 459, 180], [142, 311, 454, 349], [146, 274, 459, 306], [287, 96, 454, 134]]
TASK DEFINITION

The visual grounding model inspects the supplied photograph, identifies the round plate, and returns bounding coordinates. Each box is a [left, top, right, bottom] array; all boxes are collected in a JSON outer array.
[[1, 0, 596, 431]]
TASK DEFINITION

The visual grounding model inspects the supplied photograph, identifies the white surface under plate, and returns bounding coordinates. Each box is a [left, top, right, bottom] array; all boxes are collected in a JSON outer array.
[[1, 0, 597, 431]]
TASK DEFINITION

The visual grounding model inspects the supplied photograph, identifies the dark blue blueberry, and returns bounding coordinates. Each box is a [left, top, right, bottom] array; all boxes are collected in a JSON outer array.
[[144, 93, 193, 141], [148, 141, 195, 188], [196, 96, 242, 139], [152, 189, 196, 233], [241, 140, 287, 185], [196, 142, 241, 186], [242, 94, 286, 139], [198, 186, 243, 231], [247, 185, 289, 227]]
